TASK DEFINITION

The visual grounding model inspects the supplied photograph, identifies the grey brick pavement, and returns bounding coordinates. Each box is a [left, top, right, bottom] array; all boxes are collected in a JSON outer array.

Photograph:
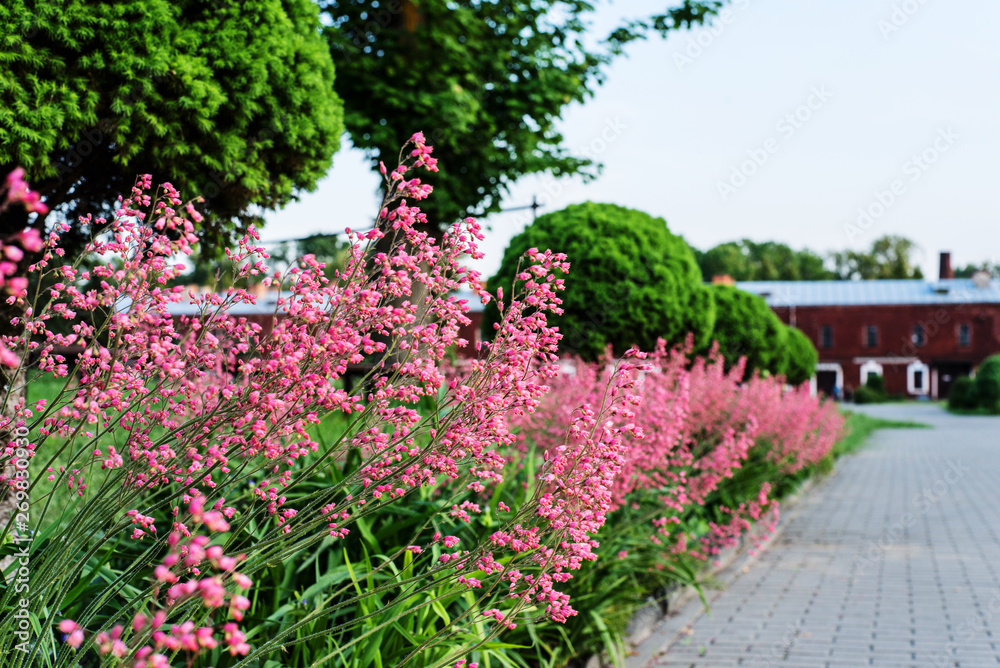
[[653, 403, 1000, 668]]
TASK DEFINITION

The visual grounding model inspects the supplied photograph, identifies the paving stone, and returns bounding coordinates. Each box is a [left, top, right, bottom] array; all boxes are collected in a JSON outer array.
[[651, 405, 1000, 667]]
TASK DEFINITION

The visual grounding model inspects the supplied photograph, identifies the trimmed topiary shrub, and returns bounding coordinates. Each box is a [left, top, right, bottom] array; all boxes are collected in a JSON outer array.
[[485, 202, 715, 360], [853, 385, 883, 404], [948, 376, 978, 411], [973, 354, 1000, 412], [785, 327, 819, 386], [709, 284, 789, 379], [865, 373, 886, 394]]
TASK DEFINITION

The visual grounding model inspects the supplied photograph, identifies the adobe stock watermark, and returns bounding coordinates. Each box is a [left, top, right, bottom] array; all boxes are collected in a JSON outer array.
[[576, 116, 628, 163], [878, 0, 932, 40], [481, 114, 629, 234], [749, 621, 801, 667], [7, 425, 34, 653], [673, 0, 752, 72], [920, 587, 1000, 668], [852, 458, 967, 574], [717, 85, 834, 202], [329, 0, 406, 65], [842, 126, 958, 242], [887, 298, 973, 364]]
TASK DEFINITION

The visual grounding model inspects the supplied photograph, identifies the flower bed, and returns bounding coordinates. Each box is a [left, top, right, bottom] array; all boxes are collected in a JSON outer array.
[[0, 140, 841, 668]]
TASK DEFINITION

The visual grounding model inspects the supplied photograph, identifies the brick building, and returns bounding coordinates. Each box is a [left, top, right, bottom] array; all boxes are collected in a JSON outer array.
[[737, 255, 1000, 399]]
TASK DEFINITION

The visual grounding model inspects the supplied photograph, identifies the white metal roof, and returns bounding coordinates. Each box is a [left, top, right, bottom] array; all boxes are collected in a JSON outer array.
[[736, 278, 1000, 307]]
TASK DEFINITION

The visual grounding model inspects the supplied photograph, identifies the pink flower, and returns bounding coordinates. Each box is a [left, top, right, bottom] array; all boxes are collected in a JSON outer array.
[[67, 629, 85, 649]]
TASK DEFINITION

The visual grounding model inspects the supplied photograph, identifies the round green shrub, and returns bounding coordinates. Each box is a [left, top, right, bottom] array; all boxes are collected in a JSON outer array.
[[709, 284, 789, 379], [785, 327, 818, 386], [484, 202, 715, 360], [948, 376, 978, 411], [853, 385, 883, 404], [973, 354, 1000, 411], [865, 373, 886, 394]]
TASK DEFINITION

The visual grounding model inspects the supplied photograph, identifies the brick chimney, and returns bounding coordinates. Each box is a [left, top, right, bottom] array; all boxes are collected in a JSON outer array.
[[939, 252, 953, 280]]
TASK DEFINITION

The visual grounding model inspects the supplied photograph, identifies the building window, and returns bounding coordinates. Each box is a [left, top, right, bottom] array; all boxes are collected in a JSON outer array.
[[860, 360, 883, 386], [865, 325, 878, 348], [912, 324, 926, 347], [958, 323, 971, 347], [907, 361, 930, 395], [820, 325, 833, 349]]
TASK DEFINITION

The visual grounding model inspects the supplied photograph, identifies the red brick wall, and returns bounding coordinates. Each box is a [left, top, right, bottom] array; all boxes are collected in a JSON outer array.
[[457, 311, 483, 358], [770, 302, 1000, 397]]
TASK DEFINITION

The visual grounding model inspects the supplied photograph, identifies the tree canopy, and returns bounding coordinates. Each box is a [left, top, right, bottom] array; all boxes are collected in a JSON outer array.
[[697, 235, 928, 283], [0, 0, 344, 248], [485, 202, 715, 361], [695, 239, 832, 282], [955, 261, 1000, 278], [321, 0, 727, 227], [830, 235, 924, 280]]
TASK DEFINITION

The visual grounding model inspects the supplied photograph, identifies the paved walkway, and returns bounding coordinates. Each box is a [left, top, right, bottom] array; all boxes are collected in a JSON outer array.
[[652, 403, 1000, 668]]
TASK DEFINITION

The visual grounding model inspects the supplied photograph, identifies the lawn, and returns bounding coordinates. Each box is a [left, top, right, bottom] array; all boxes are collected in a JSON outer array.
[[832, 410, 930, 458]]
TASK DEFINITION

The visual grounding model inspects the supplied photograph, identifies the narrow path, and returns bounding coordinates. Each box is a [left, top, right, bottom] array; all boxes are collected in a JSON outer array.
[[653, 403, 1000, 668]]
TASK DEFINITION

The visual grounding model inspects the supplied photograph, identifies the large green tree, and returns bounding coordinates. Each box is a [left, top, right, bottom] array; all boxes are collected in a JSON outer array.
[[831, 235, 924, 280], [0, 0, 344, 247], [695, 239, 832, 282], [485, 202, 715, 360], [321, 0, 726, 226]]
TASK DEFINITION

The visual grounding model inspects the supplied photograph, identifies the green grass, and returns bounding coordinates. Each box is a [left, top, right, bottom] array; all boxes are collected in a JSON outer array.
[[832, 410, 930, 457], [945, 404, 1000, 416]]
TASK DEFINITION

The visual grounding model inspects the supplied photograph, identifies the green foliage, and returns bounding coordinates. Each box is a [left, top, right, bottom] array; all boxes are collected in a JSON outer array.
[[0, 0, 344, 246], [784, 328, 818, 386], [852, 375, 892, 404], [485, 202, 714, 361], [947, 376, 978, 411], [230, 441, 534, 668], [695, 235, 929, 283], [865, 373, 886, 394], [852, 385, 884, 405], [708, 285, 788, 379], [694, 239, 832, 282], [973, 355, 1000, 412], [831, 235, 924, 280], [944, 357, 1000, 414], [321, 1, 725, 226], [954, 262, 1000, 278]]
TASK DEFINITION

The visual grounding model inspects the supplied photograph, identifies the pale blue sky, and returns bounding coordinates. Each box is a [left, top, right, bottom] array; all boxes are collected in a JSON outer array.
[[266, 0, 1000, 279]]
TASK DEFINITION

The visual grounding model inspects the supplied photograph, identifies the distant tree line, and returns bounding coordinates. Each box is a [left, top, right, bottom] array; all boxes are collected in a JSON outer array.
[[694, 235, 931, 282], [955, 261, 1000, 278]]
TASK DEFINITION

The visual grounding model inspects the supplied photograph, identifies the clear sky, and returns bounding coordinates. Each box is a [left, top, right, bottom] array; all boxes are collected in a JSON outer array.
[[265, 0, 1000, 280]]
